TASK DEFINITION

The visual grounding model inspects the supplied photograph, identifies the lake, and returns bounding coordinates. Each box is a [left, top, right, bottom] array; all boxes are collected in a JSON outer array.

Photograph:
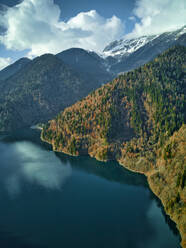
[[0, 129, 181, 248]]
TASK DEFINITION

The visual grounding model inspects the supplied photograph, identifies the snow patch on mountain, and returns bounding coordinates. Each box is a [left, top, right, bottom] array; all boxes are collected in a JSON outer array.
[[103, 25, 186, 58], [103, 35, 158, 57]]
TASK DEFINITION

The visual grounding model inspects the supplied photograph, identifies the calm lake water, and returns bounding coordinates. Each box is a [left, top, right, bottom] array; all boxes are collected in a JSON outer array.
[[0, 129, 181, 248]]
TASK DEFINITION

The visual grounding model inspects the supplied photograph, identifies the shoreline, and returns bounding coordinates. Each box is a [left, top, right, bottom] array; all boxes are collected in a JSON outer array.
[[41, 135, 185, 248]]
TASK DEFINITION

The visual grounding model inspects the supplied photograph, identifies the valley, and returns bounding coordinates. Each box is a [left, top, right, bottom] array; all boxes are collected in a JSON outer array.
[[0, 24, 186, 248]]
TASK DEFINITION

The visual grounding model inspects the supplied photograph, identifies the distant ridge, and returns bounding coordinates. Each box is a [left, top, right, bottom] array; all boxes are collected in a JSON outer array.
[[0, 57, 31, 80], [103, 25, 186, 74], [0, 53, 110, 131]]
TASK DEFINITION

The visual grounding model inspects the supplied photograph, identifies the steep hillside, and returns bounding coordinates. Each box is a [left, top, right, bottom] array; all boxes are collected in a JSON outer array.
[[0, 57, 31, 80], [148, 125, 186, 248], [0, 54, 104, 132], [42, 46, 186, 159], [42, 46, 186, 247]]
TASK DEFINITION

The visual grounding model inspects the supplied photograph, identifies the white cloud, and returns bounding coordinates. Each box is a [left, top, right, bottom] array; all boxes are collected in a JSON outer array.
[[127, 0, 186, 38], [129, 16, 136, 21], [2, 141, 72, 197], [0, 57, 12, 70], [0, 0, 124, 57]]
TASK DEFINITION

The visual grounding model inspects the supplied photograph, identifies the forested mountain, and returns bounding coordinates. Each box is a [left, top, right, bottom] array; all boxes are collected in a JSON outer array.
[[42, 46, 186, 247], [42, 46, 185, 158], [57, 48, 112, 83], [0, 57, 31, 80], [1, 26, 185, 84], [0, 54, 108, 132], [0, 26, 185, 133], [0, 49, 114, 132]]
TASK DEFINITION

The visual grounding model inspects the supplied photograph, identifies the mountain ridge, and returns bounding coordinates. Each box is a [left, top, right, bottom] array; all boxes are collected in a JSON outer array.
[[57, 47, 113, 84], [0, 50, 114, 132], [103, 25, 186, 57], [1, 26, 185, 82], [0, 26, 186, 133], [0, 57, 31, 81], [103, 25, 186, 74], [0, 53, 107, 131]]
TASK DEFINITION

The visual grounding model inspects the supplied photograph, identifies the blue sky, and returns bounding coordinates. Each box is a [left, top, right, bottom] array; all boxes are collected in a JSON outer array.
[[0, 0, 185, 69], [0, 0, 135, 31]]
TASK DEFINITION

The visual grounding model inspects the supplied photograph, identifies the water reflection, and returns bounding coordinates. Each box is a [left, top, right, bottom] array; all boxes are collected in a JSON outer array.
[[0, 129, 181, 248], [0, 229, 46, 248], [56, 152, 148, 188], [146, 201, 180, 248], [0, 141, 72, 197], [148, 190, 180, 237]]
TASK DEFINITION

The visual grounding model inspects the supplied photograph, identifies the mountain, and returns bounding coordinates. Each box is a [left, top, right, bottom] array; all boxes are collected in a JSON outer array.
[[41, 46, 186, 247], [57, 48, 113, 84], [0, 48, 115, 132], [104, 35, 157, 57], [1, 26, 185, 83], [1, 26, 185, 132], [0, 54, 107, 132], [56, 27, 186, 76], [0, 57, 31, 80], [103, 25, 186, 74]]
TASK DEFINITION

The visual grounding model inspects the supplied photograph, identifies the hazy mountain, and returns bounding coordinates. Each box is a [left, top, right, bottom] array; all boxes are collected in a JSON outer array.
[[0, 57, 31, 80], [57, 48, 113, 84], [1, 26, 185, 84], [0, 54, 106, 131], [56, 26, 186, 76]]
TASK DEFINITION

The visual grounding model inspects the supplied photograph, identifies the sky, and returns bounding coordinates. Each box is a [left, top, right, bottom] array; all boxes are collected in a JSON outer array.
[[0, 0, 185, 70]]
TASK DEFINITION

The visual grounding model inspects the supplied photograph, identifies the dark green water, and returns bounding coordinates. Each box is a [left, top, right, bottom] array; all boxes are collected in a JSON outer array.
[[0, 129, 181, 248]]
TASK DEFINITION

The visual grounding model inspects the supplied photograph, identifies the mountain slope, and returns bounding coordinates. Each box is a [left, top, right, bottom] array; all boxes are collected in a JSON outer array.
[[148, 124, 186, 248], [103, 35, 157, 57], [42, 46, 186, 158], [0, 57, 31, 80], [0, 54, 105, 132], [103, 26, 186, 74], [1, 26, 185, 85], [42, 46, 186, 247], [57, 48, 113, 84]]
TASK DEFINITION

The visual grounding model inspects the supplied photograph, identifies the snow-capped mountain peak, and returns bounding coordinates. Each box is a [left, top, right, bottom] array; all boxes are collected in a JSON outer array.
[[103, 35, 157, 57], [103, 25, 186, 58]]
